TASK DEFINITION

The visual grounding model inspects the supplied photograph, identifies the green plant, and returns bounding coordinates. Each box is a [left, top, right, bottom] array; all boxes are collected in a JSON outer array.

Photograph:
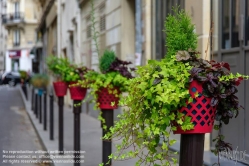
[[165, 7, 197, 58], [101, 8, 248, 166], [46, 55, 89, 83], [80, 50, 133, 109], [46, 55, 65, 79], [99, 50, 116, 73], [19, 70, 29, 82], [31, 73, 49, 89]]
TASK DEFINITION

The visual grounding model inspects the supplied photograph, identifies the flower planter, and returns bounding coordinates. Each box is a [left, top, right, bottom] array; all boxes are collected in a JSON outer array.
[[68, 82, 87, 100], [97, 87, 120, 109], [53, 81, 68, 97], [38, 88, 44, 96], [174, 80, 216, 134]]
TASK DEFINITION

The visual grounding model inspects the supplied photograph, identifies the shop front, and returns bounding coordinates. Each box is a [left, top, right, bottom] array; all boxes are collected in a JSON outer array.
[[6, 49, 33, 72]]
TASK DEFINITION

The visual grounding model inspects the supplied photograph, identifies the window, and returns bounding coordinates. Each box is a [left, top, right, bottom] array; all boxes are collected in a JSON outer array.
[[154, 0, 185, 60], [86, 15, 91, 38], [87, 25, 91, 38], [99, 3, 105, 32], [211, 0, 219, 52], [100, 16, 105, 32], [13, 29, 20, 46], [14, 1, 20, 19], [222, 0, 239, 49], [246, 1, 249, 45]]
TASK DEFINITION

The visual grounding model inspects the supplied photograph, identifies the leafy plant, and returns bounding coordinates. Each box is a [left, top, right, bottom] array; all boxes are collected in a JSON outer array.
[[31, 73, 49, 89], [165, 7, 197, 58], [19, 70, 29, 82], [99, 50, 116, 73], [101, 8, 248, 166], [175, 50, 249, 157], [80, 50, 134, 109], [46, 55, 66, 80], [46, 55, 90, 83]]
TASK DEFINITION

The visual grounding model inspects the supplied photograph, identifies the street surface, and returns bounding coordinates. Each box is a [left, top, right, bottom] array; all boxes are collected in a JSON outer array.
[[0, 85, 48, 166]]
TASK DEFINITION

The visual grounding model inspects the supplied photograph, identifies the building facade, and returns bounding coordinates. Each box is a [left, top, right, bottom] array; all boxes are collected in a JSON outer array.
[[2, 0, 41, 73], [78, 0, 136, 71], [0, 0, 7, 71]]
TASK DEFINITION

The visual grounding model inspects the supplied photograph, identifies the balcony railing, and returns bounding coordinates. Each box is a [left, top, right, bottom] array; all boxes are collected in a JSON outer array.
[[2, 12, 24, 25], [13, 42, 20, 47]]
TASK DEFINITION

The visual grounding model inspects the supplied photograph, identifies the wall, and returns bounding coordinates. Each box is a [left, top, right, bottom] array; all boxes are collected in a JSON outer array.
[[19, 49, 32, 71], [80, 0, 136, 70], [58, 0, 81, 62], [0, 0, 7, 70]]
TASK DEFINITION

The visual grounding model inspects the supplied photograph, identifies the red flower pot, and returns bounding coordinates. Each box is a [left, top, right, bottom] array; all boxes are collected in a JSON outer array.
[[174, 80, 216, 134], [97, 87, 120, 109], [69, 82, 87, 100], [53, 81, 68, 97]]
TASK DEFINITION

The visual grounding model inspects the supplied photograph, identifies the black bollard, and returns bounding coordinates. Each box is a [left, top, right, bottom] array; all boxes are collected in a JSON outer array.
[[49, 92, 54, 140], [22, 83, 28, 100], [58, 97, 64, 154], [73, 100, 82, 166], [101, 110, 113, 166], [43, 90, 47, 130], [179, 134, 205, 166], [31, 88, 34, 111], [35, 91, 38, 118], [39, 93, 42, 124]]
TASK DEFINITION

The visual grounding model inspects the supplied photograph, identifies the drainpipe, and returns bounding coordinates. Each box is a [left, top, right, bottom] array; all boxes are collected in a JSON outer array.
[[135, 0, 142, 66], [57, 0, 61, 57]]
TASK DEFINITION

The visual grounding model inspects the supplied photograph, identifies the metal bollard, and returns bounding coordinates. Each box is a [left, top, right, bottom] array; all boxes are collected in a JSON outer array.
[[22, 83, 28, 100], [58, 97, 64, 154], [31, 87, 34, 111], [39, 92, 42, 124], [179, 134, 205, 166], [102, 110, 114, 166], [49, 92, 54, 140], [73, 100, 82, 166], [35, 90, 38, 118], [43, 90, 47, 130]]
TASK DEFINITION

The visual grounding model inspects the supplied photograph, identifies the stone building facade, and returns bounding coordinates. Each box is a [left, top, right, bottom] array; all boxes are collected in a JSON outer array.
[[2, 0, 41, 72]]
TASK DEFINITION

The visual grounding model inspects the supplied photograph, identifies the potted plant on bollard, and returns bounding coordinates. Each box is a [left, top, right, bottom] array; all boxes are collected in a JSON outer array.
[[19, 70, 29, 99], [78, 49, 134, 166], [80, 49, 134, 110], [46, 55, 69, 97], [66, 65, 90, 101], [30, 73, 49, 93], [101, 9, 248, 166]]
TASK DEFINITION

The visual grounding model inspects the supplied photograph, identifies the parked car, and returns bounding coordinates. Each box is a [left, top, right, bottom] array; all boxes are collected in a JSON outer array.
[[1, 72, 21, 86]]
